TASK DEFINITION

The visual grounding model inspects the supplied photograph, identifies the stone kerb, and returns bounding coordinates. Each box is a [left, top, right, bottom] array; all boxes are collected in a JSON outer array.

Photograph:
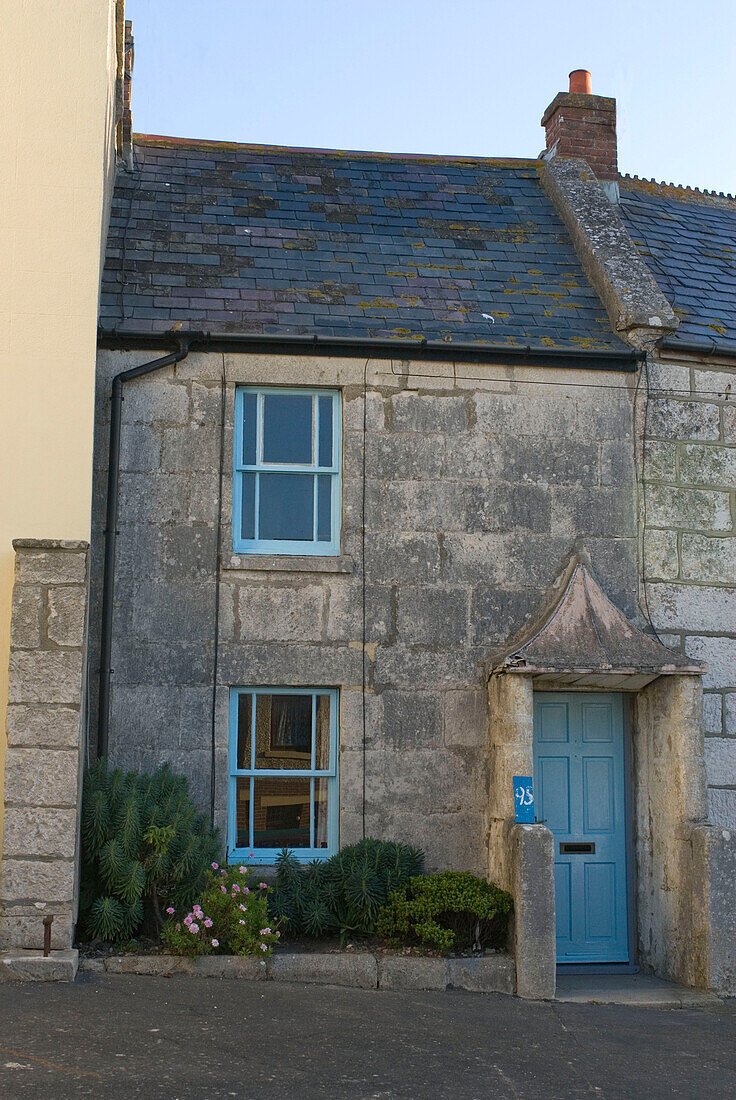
[[0, 539, 89, 952], [80, 950, 516, 993]]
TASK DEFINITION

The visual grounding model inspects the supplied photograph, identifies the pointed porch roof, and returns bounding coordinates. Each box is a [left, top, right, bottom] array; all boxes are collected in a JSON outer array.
[[488, 557, 705, 689]]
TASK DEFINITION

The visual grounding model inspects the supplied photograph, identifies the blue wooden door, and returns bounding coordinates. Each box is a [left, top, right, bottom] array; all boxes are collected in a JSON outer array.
[[533, 692, 629, 964]]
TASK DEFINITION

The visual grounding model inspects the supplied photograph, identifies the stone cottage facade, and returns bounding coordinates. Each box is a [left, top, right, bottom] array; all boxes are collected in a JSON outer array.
[[3, 66, 734, 994]]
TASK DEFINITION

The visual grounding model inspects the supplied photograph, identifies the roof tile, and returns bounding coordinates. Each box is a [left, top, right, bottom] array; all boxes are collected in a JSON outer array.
[[101, 139, 629, 350]]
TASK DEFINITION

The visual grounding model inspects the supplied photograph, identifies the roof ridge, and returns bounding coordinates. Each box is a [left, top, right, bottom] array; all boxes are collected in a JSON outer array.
[[619, 172, 736, 208], [131, 133, 539, 168]]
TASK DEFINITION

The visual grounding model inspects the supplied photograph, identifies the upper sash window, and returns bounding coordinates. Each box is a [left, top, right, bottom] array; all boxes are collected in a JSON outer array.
[[233, 388, 342, 555]]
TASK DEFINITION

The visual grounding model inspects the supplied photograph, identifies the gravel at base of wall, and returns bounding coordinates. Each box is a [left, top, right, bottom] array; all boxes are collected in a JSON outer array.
[[79, 951, 516, 994]]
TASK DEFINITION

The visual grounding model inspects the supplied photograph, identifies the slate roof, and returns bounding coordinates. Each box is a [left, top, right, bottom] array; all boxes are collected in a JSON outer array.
[[620, 180, 736, 353], [99, 137, 626, 351]]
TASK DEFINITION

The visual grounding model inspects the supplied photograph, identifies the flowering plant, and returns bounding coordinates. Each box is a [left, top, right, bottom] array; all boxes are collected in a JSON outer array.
[[162, 864, 280, 957]]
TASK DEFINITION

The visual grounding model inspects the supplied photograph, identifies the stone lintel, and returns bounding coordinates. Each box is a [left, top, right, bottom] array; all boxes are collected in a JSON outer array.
[[540, 157, 678, 349]]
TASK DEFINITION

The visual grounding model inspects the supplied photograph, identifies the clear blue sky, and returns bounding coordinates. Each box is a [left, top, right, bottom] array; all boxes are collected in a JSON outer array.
[[126, 0, 735, 195]]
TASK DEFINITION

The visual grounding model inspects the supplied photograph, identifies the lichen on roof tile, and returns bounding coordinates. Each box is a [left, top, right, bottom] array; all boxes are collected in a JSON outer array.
[[620, 184, 736, 350], [100, 138, 630, 349]]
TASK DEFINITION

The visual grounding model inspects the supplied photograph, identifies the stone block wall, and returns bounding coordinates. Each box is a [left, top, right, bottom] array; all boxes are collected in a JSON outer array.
[[643, 357, 736, 827], [92, 350, 640, 872], [0, 540, 88, 950]]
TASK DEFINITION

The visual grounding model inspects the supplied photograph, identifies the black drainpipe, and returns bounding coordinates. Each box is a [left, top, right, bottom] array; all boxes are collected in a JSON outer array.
[[97, 339, 191, 759]]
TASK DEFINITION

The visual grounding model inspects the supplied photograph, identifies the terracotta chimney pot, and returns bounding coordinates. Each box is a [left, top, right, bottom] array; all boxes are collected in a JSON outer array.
[[569, 69, 592, 94]]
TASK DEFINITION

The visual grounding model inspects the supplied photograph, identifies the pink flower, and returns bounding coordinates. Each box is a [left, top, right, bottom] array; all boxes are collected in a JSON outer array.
[[193, 906, 203, 917], [249, 852, 254, 858], [220, 885, 227, 893], [232, 883, 240, 893], [211, 939, 219, 948], [211, 862, 219, 870], [238, 919, 245, 925], [183, 915, 193, 926], [260, 943, 268, 952], [204, 918, 213, 929], [238, 866, 247, 874], [243, 887, 250, 895], [239, 904, 247, 912], [259, 928, 271, 936], [189, 923, 199, 934], [258, 882, 267, 889], [166, 906, 175, 915], [220, 868, 226, 875]]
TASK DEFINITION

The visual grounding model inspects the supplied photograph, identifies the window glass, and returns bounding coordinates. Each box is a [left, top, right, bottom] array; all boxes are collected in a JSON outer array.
[[314, 779, 329, 848], [258, 473, 313, 541], [315, 695, 331, 770], [241, 473, 256, 541], [229, 689, 338, 862], [317, 475, 331, 542], [236, 694, 252, 769], [262, 394, 313, 464], [253, 777, 311, 848], [242, 392, 257, 465], [253, 694, 311, 770], [318, 395, 333, 467], [235, 777, 250, 849]]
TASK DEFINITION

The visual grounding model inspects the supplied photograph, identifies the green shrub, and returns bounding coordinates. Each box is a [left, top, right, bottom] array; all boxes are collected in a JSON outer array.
[[79, 760, 220, 942], [269, 838, 425, 939], [376, 871, 513, 952], [162, 864, 280, 957]]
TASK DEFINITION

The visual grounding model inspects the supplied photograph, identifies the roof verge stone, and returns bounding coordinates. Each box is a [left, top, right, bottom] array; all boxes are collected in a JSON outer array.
[[540, 157, 678, 350]]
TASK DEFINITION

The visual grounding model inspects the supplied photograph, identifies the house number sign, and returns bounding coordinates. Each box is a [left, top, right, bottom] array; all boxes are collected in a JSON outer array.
[[513, 776, 535, 824]]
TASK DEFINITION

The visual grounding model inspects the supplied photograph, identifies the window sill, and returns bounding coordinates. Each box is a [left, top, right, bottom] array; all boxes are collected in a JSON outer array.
[[224, 554, 353, 574]]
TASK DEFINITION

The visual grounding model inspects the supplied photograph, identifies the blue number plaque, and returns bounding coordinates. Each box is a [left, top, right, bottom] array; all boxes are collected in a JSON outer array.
[[513, 776, 535, 824]]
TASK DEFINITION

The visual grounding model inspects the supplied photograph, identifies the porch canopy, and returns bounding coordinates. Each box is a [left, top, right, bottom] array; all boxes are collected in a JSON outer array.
[[487, 556, 704, 690]]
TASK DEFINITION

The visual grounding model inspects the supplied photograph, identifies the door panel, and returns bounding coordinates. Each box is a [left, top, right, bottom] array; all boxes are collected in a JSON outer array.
[[584, 863, 616, 941], [533, 692, 629, 964], [537, 757, 570, 833], [582, 757, 614, 833], [537, 700, 570, 743], [582, 702, 613, 742], [555, 863, 573, 943]]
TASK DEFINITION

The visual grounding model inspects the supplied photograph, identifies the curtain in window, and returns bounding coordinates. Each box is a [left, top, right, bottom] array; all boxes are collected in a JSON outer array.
[[270, 694, 312, 750]]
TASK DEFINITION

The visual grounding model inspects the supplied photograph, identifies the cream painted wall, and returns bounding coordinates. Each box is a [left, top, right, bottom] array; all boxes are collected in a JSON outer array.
[[0, 0, 121, 851]]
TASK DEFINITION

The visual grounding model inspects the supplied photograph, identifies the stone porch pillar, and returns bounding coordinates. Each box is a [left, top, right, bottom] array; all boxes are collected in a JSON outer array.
[[488, 672, 556, 999], [0, 540, 89, 952]]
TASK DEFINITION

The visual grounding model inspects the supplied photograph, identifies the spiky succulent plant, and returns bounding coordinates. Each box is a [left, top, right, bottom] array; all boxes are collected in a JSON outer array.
[[79, 760, 219, 942]]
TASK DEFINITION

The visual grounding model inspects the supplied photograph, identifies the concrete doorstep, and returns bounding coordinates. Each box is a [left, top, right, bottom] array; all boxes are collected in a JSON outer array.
[[0, 948, 79, 982], [555, 973, 720, 1007], [77, 950, 517, 994]]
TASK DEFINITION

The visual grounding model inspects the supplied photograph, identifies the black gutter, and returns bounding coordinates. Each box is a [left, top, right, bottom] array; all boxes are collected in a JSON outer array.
[[97, 339, 191, 759], [98, 328, 643, 371], [659, 336, 736, 360]]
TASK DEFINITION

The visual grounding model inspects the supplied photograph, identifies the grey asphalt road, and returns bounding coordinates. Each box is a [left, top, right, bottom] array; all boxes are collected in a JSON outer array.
[[0, 974, 734, 1099]]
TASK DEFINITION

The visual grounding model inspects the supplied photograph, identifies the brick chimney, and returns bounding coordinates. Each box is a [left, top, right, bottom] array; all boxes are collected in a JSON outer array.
[[541, 70, 617, 181]]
